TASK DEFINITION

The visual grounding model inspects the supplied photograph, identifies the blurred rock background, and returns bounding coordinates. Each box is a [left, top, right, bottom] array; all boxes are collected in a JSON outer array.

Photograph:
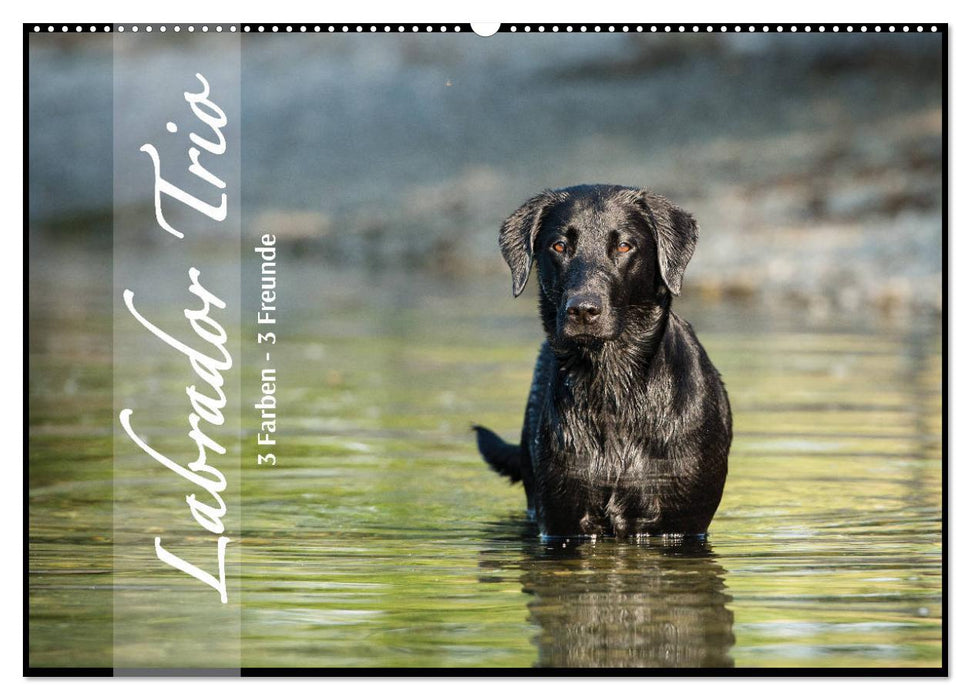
[[28, 31, 942, 316]]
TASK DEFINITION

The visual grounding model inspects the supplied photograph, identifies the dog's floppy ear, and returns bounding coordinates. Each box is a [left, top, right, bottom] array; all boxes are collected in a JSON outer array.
[[499, 190, 555, 297], [633, 191, 699, 296]]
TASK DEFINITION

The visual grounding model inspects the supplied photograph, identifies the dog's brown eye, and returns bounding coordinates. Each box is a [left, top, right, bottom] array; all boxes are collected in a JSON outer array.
[[552, 241, 567, 254], [617, 242, 633, 254]]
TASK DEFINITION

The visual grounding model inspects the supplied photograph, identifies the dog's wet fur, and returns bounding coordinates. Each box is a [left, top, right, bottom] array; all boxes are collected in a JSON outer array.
[[474, 185, 732, 538]]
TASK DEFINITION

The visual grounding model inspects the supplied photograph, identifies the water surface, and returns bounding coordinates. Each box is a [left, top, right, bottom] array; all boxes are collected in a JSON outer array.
[[28, 250, 943, 669]]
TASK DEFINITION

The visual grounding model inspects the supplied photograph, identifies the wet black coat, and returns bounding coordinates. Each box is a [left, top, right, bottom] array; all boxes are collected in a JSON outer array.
[[474, 185, 732, 538]]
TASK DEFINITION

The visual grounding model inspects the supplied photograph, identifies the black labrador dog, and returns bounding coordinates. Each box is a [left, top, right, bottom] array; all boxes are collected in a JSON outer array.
[[474, 185, 731, 538]]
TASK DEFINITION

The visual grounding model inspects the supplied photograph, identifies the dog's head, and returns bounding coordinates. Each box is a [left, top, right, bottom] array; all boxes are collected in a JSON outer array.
[[499, 185, 698, 346]]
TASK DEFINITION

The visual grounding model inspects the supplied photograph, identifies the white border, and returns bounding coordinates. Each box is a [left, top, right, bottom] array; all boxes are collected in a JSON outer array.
[[13, 0, 959, 694]]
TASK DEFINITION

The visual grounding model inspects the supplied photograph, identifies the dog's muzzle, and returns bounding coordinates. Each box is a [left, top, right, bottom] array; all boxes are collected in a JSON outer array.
[[561, 292, 614, 341]]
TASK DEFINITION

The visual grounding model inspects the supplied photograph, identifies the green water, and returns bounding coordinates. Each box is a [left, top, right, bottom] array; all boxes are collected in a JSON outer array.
[[28, 249, 942, 669]]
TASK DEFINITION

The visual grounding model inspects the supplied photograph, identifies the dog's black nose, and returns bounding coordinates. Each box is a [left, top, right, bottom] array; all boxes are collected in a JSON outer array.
[[566, 295, 602, 324]]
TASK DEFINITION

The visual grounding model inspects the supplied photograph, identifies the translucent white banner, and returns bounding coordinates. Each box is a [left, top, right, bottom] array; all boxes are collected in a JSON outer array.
[[112, 31, 242, 672]]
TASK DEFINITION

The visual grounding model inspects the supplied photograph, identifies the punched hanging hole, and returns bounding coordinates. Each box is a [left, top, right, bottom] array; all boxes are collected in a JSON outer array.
[[471, 22, 500, 37]]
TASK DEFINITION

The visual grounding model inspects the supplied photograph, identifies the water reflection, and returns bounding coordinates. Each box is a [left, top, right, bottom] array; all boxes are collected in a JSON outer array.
[[482, 522, 734, 668]]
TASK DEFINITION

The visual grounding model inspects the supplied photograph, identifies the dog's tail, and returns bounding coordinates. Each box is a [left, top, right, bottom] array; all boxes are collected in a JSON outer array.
[[472, 425, 524, 483]]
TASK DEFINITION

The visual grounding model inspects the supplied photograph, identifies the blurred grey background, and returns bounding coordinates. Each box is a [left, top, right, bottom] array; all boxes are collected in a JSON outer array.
[[28, 31, 942, 315]]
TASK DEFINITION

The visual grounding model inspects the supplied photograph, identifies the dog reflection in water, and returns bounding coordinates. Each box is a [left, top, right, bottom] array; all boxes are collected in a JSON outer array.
[[482, 534, 735, 668]]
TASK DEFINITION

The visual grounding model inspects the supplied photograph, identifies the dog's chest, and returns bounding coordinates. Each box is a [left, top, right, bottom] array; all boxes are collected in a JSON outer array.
[[541, 373, 668, 475], [532, 374, 692, 534]]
